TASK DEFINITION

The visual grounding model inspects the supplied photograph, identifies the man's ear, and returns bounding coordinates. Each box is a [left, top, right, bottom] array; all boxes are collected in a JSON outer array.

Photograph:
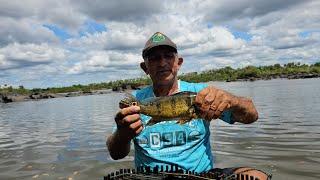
[[177, 56, 183, 70], [140, 62, 149, 75]]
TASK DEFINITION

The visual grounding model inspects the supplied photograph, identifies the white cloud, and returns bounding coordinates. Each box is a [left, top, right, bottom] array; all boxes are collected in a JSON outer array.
[[200, 58, 236, 70], [0, 0, 319, 87], [67, 22, 148, 51], [0, 0, 85, 31], [73, 0, 163, 22], [1, 43, 65, 62], [199, 0, 307, 24], [67, 51, 140, 74], [0, 54, 12, 69], [180, 27, 245, 56], [0, 43, 66, 70], [0, 17, 59, 45]]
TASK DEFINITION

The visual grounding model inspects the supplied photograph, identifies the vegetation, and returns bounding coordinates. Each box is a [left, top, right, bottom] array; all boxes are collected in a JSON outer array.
[[1, 62, 320, 96], [179, 62, 320, 83]]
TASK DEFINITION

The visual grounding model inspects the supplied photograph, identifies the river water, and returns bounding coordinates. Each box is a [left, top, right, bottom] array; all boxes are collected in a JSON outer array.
[[0, 79, 319, 179]]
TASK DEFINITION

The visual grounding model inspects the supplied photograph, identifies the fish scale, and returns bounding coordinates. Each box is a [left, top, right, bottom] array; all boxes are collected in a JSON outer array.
[[119, 91, 200, 126]]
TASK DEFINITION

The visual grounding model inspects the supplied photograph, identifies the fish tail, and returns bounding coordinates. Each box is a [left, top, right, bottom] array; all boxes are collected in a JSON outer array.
[[192, 104, 201, 117]]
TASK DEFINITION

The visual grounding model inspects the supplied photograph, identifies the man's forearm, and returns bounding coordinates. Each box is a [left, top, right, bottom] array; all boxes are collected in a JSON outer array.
[[106, 130, 131, 160], [231, 96, 258, 124]]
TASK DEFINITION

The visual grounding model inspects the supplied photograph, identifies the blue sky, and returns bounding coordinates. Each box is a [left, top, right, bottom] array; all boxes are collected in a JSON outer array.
[[231, 30, 252, 41], [0, 0, 319, 88], [43, 20, 107, 41], [43, 24, 72, 40]]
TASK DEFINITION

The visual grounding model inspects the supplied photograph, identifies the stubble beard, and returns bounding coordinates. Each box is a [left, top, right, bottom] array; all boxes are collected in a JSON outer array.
[[152, 72, 177, 88]]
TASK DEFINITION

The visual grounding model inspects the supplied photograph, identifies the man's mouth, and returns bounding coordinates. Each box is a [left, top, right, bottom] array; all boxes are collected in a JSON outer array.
[[157, 70, 171, 75]]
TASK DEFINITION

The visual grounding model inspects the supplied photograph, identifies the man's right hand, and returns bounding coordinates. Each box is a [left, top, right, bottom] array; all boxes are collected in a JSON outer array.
[[114, 106, 143, 141], [107, 105, 143, 160]]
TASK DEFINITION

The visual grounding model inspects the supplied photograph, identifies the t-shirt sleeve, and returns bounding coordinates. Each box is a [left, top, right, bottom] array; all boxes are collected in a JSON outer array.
[[194, 83, 208, 92], [112, 124, 117, 133]]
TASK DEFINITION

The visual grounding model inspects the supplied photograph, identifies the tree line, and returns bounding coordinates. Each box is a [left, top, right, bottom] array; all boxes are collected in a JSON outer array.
[[1, 62, 319, 95]]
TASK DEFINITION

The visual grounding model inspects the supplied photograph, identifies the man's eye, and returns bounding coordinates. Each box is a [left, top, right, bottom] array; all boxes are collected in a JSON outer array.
[[164, 53, 174, 59], [147, 53, 174, 61], [148, 55, 157, 61]]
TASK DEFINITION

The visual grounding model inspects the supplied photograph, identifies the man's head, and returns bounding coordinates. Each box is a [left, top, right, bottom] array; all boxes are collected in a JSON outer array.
[[140, 32, 183, 86]]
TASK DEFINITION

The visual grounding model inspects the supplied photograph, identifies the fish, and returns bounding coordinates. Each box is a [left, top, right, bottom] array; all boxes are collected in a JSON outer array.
[[119, 91, 200, 126]]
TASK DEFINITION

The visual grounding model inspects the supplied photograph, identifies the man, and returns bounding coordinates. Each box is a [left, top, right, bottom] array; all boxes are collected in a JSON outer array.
[[107, 32, 263, 177]]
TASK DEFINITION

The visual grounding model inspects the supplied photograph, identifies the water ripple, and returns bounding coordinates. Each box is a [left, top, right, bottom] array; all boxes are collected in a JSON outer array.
[[1, 79, 320, 179]]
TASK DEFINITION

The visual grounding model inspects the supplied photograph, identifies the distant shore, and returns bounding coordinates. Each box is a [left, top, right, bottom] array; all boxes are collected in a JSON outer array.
[[0, 89, 112, 103], [1, 62, 320, 103], [1, 72, 319, 103]]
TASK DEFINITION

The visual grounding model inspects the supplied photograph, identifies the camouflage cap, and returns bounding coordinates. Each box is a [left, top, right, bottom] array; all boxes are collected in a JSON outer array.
[[142, 32, 177, 59]]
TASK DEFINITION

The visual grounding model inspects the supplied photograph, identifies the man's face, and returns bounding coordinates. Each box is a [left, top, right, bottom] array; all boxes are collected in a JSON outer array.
[[143, 46, 183, 86]]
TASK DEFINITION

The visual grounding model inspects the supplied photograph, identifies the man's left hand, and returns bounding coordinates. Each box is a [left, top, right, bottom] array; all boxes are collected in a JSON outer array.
[[195, 86, 238, 121]]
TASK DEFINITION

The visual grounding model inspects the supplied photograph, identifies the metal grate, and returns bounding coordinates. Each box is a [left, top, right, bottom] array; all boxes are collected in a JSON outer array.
[[104, 165, 272, 180]]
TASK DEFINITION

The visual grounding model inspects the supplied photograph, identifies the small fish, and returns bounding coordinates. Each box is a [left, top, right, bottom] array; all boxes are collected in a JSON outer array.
[[119, 91, 200, 126]]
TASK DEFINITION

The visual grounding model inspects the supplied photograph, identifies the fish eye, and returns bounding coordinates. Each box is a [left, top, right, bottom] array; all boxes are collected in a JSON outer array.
[[132, 102, 138, 106]]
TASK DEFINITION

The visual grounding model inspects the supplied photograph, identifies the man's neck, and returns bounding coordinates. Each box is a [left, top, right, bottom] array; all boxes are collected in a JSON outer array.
[[152, 79, 179, 97]]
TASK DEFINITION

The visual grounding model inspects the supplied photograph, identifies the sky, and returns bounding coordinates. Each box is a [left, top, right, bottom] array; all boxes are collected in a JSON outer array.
[[0, 0, 319, 88]]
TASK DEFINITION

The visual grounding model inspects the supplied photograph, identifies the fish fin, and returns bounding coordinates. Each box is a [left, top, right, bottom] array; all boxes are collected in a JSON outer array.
[[177, 119, 185, 124], [140, 96, 156, 104], [146, 118, 160, 126], [192, 104, 201, 116], [177, 117, 192, 124], [192, 112, 199, 119], [172, 91, 197, 96], [140, 91, 196, 104], [188, 106, 199, 119]]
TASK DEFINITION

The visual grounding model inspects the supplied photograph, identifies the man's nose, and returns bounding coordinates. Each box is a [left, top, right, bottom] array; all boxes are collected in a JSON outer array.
[[158, 55, 167, 66]]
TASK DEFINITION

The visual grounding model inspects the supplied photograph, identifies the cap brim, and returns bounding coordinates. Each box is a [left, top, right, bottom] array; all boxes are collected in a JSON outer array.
[[143, 44, 177, 59]]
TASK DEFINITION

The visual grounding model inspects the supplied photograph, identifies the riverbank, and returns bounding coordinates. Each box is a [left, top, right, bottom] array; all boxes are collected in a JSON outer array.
[[229, 72, 320, 82], [1, 73, 319, 103], [0, 89, 113, 103], [1, 62, 320, 103]]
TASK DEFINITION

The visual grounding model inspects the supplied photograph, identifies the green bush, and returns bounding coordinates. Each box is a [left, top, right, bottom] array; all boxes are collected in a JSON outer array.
[[2, 62, 320, 96]]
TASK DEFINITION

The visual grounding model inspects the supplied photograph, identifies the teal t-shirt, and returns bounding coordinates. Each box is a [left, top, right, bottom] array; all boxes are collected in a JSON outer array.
[[130, 80, 234, 173]]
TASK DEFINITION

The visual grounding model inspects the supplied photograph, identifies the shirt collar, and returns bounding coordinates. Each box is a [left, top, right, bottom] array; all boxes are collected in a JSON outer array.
[[151, 79, 180, 97]]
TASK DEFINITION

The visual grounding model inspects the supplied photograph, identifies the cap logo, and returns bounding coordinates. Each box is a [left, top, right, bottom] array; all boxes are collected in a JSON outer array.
[[152, 32, 165, 43]]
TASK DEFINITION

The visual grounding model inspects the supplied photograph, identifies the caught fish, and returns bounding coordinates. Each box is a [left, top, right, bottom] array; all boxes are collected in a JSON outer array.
[[119, 91, 200, 126]]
